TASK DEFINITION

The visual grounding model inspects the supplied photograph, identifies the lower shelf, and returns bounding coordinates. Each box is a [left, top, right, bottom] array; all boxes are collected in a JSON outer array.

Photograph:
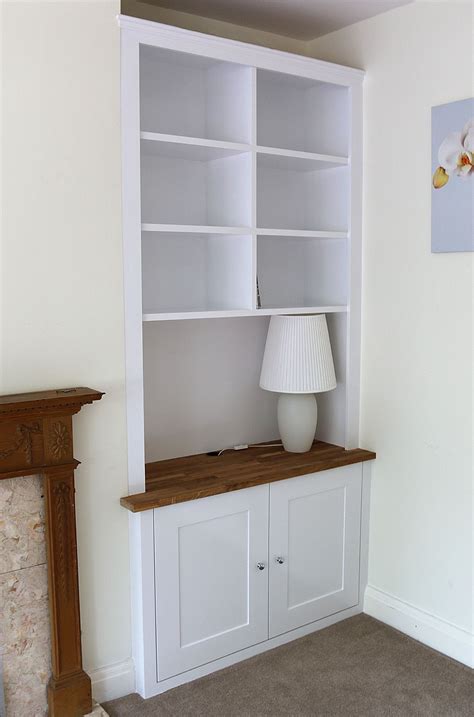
[[142, 305, 348, 322]]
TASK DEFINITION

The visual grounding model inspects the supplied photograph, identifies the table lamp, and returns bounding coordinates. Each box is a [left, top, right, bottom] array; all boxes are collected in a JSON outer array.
[[260, 314, 337, 452]]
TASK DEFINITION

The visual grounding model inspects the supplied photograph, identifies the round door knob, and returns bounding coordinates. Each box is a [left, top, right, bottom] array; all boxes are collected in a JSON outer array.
[[256, 562, 266, 571], [276, 556, 285, 564]]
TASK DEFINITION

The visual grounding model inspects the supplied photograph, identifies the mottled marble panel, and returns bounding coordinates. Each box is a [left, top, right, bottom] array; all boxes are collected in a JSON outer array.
[[0, 565, 50, 717], [0, 476, 45, 574], [0, 476, 109, 717], [0, 474, 50, 717]]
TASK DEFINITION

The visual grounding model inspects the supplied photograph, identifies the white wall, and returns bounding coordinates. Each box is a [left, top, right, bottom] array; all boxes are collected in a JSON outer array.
[[309, 0, 474, 653], [0, 0, 133, 692]]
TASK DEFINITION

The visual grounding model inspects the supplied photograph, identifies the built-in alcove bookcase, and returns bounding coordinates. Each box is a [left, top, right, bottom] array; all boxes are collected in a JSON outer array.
[[121, 16, 364, 494]]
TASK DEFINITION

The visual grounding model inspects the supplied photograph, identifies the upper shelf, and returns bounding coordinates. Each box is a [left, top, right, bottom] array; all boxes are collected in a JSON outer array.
[[257, 228, 348, 239], [257, 146, 348, 172], [141, 132, 251, 161], [141, 132, 347, 171], [142, 306, 348, 322], [142, 224, 251, 234]]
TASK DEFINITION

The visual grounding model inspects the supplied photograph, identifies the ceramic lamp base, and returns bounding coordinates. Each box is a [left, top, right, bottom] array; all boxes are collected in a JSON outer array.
[[277, 394, 318, 453]]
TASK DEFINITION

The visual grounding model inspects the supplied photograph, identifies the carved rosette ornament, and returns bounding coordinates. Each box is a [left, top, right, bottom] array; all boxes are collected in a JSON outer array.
[[50, 422, 71, 460]]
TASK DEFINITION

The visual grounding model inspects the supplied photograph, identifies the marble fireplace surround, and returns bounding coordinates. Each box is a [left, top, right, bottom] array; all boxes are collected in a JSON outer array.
[[0, 388, 106, 717]]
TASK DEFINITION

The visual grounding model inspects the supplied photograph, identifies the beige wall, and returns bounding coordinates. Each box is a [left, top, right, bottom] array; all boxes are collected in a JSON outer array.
[[0, 0, 306, 699], [309, 0, 473, 633], [1, 0, 130, 682]]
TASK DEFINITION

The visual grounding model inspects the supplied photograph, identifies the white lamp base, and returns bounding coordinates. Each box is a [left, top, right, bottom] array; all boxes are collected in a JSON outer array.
[[277, 394, 318, 453]]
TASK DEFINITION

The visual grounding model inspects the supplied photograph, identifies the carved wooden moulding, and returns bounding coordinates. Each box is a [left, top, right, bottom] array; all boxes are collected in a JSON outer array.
[[0, 387, 103, 717]]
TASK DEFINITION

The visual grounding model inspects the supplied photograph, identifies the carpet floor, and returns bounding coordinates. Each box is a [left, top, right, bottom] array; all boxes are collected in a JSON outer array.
[[103, 615, 474, 716]]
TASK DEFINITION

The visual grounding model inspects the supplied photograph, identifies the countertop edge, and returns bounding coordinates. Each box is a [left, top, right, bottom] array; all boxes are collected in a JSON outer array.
[[121, 448, 376, 513]]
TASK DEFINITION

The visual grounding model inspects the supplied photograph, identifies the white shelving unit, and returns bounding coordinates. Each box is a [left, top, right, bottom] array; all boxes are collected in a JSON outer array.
[[133, 39, 357, 322], [121, 15, 365, 699]]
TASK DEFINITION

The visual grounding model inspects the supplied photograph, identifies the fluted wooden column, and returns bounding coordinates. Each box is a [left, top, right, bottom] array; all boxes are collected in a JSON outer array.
[[0, 387, 103, 717]]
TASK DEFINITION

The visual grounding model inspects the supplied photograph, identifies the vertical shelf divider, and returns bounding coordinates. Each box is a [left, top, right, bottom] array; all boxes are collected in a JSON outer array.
[[250, 67, 258, 311]]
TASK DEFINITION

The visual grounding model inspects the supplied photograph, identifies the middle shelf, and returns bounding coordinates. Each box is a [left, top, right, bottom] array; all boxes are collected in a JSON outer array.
[[141, 230, 349, 320], [140, 132, 349, 233]]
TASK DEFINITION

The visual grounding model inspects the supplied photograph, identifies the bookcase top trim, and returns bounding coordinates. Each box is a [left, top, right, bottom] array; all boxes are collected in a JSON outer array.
[[117, 14, 365, 87]]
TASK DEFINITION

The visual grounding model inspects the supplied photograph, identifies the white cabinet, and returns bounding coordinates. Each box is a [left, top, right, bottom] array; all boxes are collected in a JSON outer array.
[[154, 485, 269, 679], [269, 465, 361, 637], [153, 466, 362, 681]]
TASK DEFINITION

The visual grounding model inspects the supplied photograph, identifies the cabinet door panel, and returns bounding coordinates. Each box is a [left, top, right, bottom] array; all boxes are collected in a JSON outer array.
[[154, 485, 269, 680], [269, 465, 361, 638]]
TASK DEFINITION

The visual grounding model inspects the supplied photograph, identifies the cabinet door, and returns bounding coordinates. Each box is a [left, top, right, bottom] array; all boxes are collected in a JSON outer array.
[[154, 485, 269, 680], [269, 464, 362, 638]]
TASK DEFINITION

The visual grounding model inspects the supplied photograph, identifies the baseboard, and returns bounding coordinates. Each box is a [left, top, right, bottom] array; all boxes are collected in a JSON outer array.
[[89, 658, 135, 704], [364, 585, 473, 668]]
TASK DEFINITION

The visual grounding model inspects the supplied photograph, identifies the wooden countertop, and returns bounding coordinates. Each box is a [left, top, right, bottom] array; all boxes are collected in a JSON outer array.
[[120, 440, 376, 513]]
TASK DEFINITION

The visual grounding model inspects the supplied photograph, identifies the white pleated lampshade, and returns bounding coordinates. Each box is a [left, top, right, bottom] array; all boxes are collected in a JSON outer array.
[[260, 315, 337, 394]]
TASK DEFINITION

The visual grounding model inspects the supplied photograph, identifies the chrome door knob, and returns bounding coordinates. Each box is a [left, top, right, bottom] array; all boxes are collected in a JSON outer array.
[[276, 556, 285, 564], [256, 562, 266, 571]]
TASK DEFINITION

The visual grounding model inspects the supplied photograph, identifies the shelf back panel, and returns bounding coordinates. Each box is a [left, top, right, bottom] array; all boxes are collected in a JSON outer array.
[[143, 316, 346, 462], [140, 44, 253, 144]]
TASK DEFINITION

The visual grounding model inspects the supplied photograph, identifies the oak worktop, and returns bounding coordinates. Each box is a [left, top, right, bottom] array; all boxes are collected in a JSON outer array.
[[120, 440, 376, 513]]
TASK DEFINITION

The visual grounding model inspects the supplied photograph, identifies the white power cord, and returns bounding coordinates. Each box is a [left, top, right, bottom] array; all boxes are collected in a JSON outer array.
[[217, 443, 283, 456]]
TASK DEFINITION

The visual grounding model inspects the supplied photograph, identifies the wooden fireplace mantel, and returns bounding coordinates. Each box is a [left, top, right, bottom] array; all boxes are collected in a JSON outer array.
[[0, 387, 104, 717]]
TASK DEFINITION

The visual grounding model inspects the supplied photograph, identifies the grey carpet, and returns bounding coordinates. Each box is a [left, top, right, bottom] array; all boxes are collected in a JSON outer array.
[[103, 615, 474, 716]]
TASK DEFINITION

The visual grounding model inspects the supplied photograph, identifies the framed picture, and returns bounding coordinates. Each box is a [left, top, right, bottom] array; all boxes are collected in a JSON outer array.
[[431, 97, 474, 253]]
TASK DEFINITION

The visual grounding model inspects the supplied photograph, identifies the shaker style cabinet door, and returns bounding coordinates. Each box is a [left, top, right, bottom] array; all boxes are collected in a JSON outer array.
[[269, 464, 362, 638], [154, 485, 269, 680]]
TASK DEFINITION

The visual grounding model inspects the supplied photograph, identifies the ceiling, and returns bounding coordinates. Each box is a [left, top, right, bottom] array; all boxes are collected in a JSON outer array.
[[142, 0, 413, 40]]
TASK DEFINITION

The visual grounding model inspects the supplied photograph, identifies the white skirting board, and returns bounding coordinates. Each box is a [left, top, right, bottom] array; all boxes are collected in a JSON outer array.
[[88, 587, 473, 703], [90, 658, 135, 705], [364, 585, 474, 669]]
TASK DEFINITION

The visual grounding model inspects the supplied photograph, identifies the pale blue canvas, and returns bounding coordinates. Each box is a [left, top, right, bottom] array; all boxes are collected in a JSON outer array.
[[431, 97, 474, 253]]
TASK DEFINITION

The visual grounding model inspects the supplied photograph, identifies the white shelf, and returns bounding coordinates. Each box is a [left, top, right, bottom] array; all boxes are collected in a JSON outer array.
[[141, 132, 251, 161], [257, 228, 348, 239], [142, 224, 252, 234], [143, 306, 348, 322], [257, 145, 347, 171], [144, 225, 348, 238]]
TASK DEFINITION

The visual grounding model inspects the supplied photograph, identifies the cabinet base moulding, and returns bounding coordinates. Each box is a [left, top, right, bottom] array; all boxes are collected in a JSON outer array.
[[142, 604, 362, 698]]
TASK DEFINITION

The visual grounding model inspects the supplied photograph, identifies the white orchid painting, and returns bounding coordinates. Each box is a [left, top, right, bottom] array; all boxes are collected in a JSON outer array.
[[431, 98, 474, 252]]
